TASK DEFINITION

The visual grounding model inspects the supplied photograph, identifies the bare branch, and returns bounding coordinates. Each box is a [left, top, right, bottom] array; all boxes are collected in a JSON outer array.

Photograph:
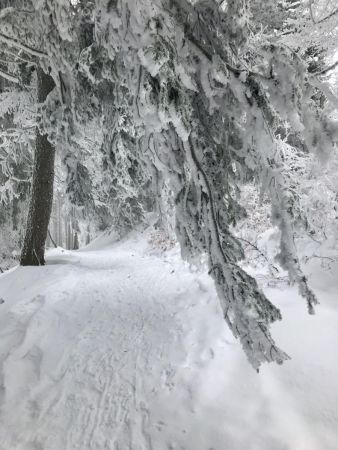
[[236, 236, 279, 273]]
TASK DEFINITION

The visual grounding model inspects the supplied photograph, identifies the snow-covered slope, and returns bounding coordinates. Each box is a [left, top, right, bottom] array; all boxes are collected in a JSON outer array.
[[0, 229, 337, 450]]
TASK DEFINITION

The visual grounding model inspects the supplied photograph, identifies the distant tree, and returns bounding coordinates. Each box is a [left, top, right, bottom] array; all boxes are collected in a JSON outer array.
[[73, 231, 79, 250], [0, 2, 59, 265]]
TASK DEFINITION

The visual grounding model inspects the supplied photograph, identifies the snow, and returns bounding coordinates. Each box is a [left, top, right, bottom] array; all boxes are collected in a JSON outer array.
[[0, 229, 337, 450]]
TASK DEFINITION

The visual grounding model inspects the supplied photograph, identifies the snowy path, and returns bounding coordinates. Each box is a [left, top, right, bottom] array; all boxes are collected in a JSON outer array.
[[0, 230, 337, 450]]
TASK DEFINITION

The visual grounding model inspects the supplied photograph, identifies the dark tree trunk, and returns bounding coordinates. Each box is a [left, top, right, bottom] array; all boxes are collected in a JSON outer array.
[[20, 68, 55, 266]]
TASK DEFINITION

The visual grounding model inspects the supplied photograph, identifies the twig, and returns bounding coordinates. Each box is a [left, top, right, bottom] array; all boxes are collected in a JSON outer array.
[[237, 236, 279, 273], [48, 229, 58, 248], [33, 248, 42, 266], [305, 254, 338, 263]]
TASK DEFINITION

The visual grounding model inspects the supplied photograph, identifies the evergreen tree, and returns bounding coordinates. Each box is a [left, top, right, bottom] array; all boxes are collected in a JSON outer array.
[[0, 0, 337, 367]]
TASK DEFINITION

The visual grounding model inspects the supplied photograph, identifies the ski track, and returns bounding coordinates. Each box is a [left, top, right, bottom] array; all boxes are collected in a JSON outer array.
[[0, 233, 337, 450]]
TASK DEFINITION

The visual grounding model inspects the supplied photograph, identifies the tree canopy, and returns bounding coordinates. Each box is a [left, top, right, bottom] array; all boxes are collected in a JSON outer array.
[[0, 0, 337, 369]]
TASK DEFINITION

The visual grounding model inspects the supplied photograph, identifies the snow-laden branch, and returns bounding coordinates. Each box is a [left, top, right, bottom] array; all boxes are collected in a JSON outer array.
[[2, 0, 334, 368], [316, 60, 338, 76], [0, 32, 47, 59], [1, 47, 36, 64], [317, 8, 338, 24], [0, 7, 35, 19], [310, 76, 338, 108], [0, 67, 19, 84]]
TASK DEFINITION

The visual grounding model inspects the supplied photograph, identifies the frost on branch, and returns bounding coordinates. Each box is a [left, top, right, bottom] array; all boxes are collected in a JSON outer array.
[[97, 0, 338, 368], [2, 0, 337, 368], [64, 0, 337, 367], [90, 0, 298, 368]]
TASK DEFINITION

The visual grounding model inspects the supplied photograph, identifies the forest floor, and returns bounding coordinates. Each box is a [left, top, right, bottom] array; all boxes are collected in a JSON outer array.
[[0, 227, 337, 450]]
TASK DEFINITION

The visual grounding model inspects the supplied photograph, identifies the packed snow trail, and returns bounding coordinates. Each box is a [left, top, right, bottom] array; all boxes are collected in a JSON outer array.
[[0, 229, 337, 450]]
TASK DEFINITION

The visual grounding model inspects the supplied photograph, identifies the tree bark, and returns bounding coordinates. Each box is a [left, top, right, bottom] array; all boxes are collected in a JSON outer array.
[[20, 68, 55, 266]]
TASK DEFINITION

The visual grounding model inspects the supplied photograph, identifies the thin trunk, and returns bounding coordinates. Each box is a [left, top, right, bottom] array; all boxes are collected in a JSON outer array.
[[20, 68, 55, 266], [58, 192, 62, 246]]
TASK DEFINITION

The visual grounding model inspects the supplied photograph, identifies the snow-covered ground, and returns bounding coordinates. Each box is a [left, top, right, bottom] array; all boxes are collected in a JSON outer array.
[[0, 229, 337, 450]]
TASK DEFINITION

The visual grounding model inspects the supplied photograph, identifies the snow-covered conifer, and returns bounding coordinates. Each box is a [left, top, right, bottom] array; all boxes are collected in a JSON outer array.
[[0, 0, 337, 367]]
